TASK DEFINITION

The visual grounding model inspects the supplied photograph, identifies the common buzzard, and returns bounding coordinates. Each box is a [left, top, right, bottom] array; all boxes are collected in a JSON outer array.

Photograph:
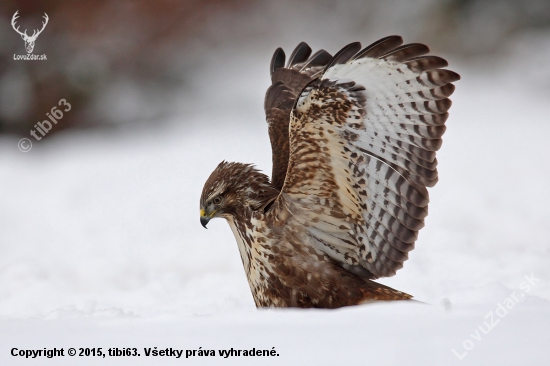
[[200, 36, 459, 308]]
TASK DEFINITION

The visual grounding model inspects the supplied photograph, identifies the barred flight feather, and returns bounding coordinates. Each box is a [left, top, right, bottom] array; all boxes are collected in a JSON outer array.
[[281, 39, 459, 279]]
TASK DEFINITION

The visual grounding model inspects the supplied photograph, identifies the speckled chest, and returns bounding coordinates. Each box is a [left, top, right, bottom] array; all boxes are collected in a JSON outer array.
[[226, 207, 341, 307]]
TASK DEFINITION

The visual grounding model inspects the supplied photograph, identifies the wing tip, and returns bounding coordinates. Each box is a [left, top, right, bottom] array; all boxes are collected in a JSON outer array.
[[381, 43, 431, 62], [270, 47, 286, 79], [354, 35, 404, 60], [287, 42, 312, 68], [304, 49, 332, 69]]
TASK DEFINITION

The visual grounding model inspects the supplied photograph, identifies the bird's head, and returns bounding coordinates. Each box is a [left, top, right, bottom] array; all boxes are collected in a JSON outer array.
[[200, 161, 278, 228]]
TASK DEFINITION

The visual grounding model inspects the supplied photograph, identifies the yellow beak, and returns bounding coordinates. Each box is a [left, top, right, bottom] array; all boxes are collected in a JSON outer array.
[[200, 208, 210, 229]]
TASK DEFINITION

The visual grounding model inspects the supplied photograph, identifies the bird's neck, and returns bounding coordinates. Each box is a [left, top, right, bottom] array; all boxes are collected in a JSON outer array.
[[226, 206, 278, 307], [226, 208, 255, 275]]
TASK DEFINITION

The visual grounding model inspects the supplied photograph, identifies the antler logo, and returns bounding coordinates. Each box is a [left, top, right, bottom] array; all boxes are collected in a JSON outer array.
[[11, 11, 49, 54]]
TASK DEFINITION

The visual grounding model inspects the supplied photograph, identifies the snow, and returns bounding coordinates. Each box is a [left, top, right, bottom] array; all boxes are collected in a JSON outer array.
[[1, 38, 550, 365]]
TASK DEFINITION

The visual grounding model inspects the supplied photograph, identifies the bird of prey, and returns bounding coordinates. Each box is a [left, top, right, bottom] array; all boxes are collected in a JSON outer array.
[[200, 36, 459, 308]]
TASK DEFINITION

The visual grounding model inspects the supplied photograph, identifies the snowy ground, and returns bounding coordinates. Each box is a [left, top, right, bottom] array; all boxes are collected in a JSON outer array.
[[1, 37, 550, 365]]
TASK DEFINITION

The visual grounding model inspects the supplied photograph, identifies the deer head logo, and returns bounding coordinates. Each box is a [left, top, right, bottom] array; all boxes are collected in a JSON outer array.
[[11, 11, 49, 54]]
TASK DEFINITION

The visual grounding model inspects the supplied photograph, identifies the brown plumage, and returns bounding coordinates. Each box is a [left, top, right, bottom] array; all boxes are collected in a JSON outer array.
[[200, 36, 460, 308]]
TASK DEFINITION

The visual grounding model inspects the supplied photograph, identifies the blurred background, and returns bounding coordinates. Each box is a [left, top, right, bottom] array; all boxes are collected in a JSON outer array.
[[1, 0, 550, 326]]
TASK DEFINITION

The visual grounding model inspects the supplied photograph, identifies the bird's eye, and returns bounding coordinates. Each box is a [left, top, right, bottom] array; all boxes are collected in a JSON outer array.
[[213, 196, 222, 205]]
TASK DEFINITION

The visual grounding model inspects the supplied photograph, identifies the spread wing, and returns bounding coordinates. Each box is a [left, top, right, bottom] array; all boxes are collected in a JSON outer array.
[[275, 36, 460, 279], [264, 43, 332, 190]]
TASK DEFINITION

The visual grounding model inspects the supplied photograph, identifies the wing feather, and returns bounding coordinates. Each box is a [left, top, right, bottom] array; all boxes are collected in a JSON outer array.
[[381, 43, 430, 62], [354, 35, 404, 59], [286, 42, 312, 67], [265, 43, 333, 190], [275, 37, 459, 279]]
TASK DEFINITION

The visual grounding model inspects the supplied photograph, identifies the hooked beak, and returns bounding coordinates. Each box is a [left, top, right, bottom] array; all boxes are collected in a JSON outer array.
[[200, 209, 210, 229]]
